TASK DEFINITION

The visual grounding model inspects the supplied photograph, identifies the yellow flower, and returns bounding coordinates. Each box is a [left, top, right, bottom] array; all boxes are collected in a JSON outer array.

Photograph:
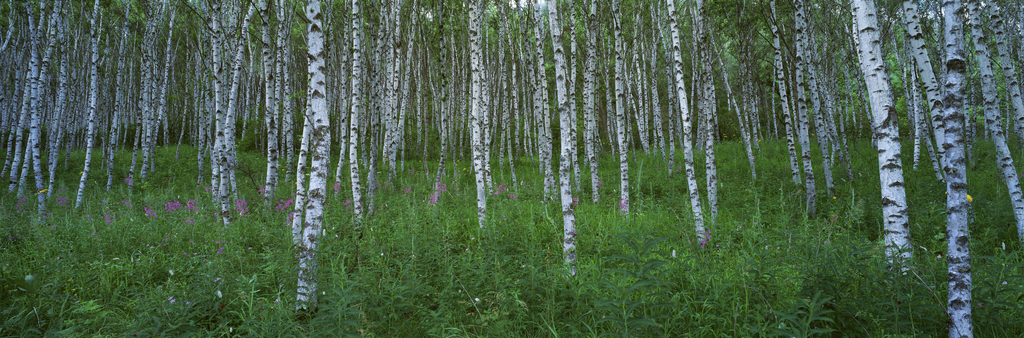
[[967, 195, 973, 203], [80, 171, 84, 175], [832, 196, 836, 200]]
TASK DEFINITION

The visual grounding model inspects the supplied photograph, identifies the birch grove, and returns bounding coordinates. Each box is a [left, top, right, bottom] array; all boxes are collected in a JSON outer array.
[[3, 1, 1021, 330]]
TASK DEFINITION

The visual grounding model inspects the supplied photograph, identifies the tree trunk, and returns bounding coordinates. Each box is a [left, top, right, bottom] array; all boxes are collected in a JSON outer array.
[[940, 0, 973, 335], [668, 0, 705, 237], [585, 0, 599, 203], [853, 0, 913, 265], [794, 0, 817, 218], [469, 0, 487, 228], [296, 0, 327, 310], [902, 0, 946, 177], [76, 0, 102, 209], [612, 1, 629, 214], [968, 1, 1024, 243], [261, 0, 279, 206], [547, 0, 578, 276]]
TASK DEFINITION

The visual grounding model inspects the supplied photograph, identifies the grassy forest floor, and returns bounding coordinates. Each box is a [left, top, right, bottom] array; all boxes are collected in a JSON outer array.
[[2, 138, 1023, 337]]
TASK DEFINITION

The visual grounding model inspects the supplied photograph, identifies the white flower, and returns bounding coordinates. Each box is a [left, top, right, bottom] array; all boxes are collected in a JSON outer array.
[[474, 298, 480, 303], [169, 270, 174, 276], [671, 250, 677, 258], [216, 290, 222, 299]]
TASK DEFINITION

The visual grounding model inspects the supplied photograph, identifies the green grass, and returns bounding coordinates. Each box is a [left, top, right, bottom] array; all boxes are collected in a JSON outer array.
[[1, 139, 1023, 337]]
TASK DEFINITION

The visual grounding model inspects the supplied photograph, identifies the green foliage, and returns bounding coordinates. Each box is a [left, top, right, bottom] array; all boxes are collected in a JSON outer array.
[[1, 140, 1023, 336]]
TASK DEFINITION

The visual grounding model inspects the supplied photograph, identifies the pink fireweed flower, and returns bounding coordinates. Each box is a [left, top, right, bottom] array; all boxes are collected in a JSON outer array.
[[234, 199, 249, 216], [144, 207, 158, 219]]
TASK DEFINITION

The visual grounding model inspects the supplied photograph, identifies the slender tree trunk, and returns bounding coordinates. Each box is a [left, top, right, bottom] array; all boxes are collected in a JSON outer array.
[[772, 0, 800, 185], [296, 0, 327, 309], [941, 0, 973, 335], [794, 0, 817, 217], [853, 0, 913, 265], [76, 0, 102, 209], [903, 0, 946, 177], [261, 0, 279, 206], [612, 1, 629, 214], [585, 0, 599, 203], [349, 0, 365, 223], [547, 0, 577, 276], [668, 0, 705, 237], [989, 6, 1024, 141], [469, 0, 487, 228], [968, 1, 1024, 243]]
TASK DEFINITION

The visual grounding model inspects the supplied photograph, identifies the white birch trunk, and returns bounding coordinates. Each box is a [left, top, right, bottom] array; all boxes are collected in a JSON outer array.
[[349, 0, 365, 223], [469, 0, 487, 228], [547, 0, 577, 276], [261, 0, 279, 207], [853, 0, 913, 265], [612, 1, 629, 214], [940, 0, 973, 334], [76, 0, 102, 209], [794, 0, 817, 217], [8, 5, 38, 194], [668, 0, 705, 237], [902, 0, 945, 177], [989, 6, 1024, 141], [772, 0, 800, 185], [297, 0, 327, 309], [968, 1, 1024, 243], [533, 3, 555, 198], [586, 0, 599, 203]]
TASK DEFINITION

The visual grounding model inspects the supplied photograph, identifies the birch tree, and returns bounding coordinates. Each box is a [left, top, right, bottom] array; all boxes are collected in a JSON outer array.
[[967, 1, 1024, 243], [794, 0, 816, 217], [612, 0, 629, 214], [469, 0, 487, 228], [349, 0, 365, 223], [585, 0, 599, 203], [852, 0, 913, 265], [547, 0, 578, 276], [940, 0, 973, 334], [261, 0, 279, 207], [902, 0, 945, 176], [772, 0, 800, 185], [668, 0, 705, 237], [76, 0, 102, 209], [296, 0, 328, 309]]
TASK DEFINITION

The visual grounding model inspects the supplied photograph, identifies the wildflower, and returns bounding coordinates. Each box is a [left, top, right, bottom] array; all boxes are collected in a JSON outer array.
[[216, 290, 223, 298], [168, 296, 176, 303], [966, 194, 973, 203], [169, 270, 174, 276]]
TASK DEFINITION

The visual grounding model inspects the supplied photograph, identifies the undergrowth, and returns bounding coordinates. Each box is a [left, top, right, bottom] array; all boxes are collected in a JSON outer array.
[[1, 140, 1022, 337]]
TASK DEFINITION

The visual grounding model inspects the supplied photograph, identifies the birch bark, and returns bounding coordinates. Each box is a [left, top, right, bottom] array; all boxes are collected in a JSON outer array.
[[547, 0, 577, 276], [76, 0, 102, 209], [940, 0, 973, 334], [667, 0, 705, 237], [989, 5, 1024, 141], [968, 1, 1024, 243], [261, 0, 279, 206], [585, 0, 599, 203], [772, 0, 800, 185], [612, 1, 629, 214], [794, 0, 816, 217], [853, 0, 913, 265], [296, 0, 328, 309], [469, 0, 487, 228], [902, 0, 945, 177], [349, 0, 365, 223]]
